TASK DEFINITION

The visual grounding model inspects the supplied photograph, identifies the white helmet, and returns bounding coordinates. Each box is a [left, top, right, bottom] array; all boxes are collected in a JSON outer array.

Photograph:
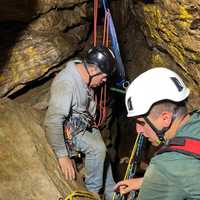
[[125, 67, 190, 117]]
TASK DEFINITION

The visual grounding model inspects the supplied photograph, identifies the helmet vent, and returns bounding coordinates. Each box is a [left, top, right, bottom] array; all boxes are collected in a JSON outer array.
[[170, 77, 184, 92], [127, 97, 133, 111]]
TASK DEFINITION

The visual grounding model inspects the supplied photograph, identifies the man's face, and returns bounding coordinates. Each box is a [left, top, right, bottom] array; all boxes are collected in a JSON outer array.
[[89, 67, 107, 88], [135, 115, 162, 146]]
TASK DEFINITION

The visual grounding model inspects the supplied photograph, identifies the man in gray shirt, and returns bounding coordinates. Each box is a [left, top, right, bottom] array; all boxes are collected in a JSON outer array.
[[44, 46, 116, 200]]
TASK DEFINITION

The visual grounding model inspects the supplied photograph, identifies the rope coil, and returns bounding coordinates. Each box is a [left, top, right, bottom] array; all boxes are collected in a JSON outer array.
[[65, 190, 100, 200]]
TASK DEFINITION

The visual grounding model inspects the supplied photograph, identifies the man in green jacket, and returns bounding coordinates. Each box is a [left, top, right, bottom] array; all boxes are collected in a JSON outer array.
[[114, 67, 200, 199]]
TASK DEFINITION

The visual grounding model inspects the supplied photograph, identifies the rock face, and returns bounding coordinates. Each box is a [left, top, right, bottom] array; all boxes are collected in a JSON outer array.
[[0, 99, 86, 200], [119, 0, 200, 110], [0, 0, 89, 22], [0, 0, 91, 97]]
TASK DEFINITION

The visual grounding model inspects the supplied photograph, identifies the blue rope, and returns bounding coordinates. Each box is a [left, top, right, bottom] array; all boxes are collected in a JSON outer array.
[[101, 0, 126, 85]]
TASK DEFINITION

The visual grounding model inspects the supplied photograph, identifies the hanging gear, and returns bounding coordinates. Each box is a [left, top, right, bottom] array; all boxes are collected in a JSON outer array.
[[112, 134, 144, 200], [63, 110, 96, 158], [91, 0, 128, 128], [93, 0, 126, 85], [101, 0, 126, 84], [85, 46, 116, 77], [156, 136, 200, 160], [125, 67, 190, 118]]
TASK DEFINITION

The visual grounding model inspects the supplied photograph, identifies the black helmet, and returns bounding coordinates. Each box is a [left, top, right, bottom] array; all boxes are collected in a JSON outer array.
[[85, 46, 116, 77]]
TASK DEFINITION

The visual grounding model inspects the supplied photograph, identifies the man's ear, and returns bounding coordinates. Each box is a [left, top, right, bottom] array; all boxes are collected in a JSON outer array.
[[161, 111, 173, 127]]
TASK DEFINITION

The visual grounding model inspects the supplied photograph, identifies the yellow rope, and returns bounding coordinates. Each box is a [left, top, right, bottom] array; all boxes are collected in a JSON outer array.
[[112, 134, 141, 200], [65, 190, 100, 200], [123, 134, 140, 179]]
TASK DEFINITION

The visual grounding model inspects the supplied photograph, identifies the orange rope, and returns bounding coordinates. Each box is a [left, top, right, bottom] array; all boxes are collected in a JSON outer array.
[[102, 83, 107, 124], [97, 86, 103, 127], [97, 83, 107, 127], [93, 1, 109, 128], [101, 11, 109, 126], [102, 11, 110, 47], [102, 11, 108, 46], [93, 0, 98, 47]]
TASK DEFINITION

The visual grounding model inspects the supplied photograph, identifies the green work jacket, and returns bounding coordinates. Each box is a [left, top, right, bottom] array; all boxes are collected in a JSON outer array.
[[138, 111, 200, 200]]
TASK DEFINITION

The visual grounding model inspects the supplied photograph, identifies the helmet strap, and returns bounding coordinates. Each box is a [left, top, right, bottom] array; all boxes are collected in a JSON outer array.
[[143, 116, 166, 143], [143, 109, 178, 144], [83, 60, 103, 87]]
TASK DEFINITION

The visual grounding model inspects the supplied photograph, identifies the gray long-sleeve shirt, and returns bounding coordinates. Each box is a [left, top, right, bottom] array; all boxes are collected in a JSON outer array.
[[44, 60, 96, 157]]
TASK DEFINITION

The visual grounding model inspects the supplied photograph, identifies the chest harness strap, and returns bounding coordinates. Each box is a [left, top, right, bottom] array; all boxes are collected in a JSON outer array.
[[156, 136, 200, 160]]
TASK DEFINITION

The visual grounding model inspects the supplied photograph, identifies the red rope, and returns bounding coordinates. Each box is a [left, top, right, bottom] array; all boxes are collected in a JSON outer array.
[[93, 0, 98, 47], [102, 83, 107, 124], [97, 83, 107, 127], [102, 11, 108, 46], [97, 86, 103, 127], [93, 1, 109, 128], [102, 11, 110, 47]]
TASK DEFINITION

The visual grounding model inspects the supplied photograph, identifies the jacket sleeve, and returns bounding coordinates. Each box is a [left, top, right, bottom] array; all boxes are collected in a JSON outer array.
[[138, 160, 186, 200], [44, 81, 73, 158]]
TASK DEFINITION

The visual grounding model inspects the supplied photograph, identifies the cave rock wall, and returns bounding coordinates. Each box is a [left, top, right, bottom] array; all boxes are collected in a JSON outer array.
[[0, 0, 92, 98], [127, 0, 200, 109]]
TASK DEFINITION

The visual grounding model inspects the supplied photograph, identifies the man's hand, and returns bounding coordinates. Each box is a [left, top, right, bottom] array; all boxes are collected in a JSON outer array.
[[113, 177, 144, 195], [58, 156, 76, 180]]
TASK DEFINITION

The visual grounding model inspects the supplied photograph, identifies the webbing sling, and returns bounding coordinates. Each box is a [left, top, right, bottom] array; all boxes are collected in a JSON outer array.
[[156, 136, 200, 160]]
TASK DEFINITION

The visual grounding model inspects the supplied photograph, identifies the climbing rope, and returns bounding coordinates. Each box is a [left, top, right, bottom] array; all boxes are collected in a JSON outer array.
[[102, 10, 110, 47], [92, 0, 109, 128], [112, 134, 144, 200], [101, 0, 126, 84], [65, 190, 100, 200], [93, 0, 98, 47], [96, 83, 107, 127]]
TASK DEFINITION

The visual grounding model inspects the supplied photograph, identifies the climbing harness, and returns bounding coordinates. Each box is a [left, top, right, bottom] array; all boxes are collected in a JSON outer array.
[[64, 190, 100, 200], [112, 134, 144, 200], [64, 109, 96, 158], [156, 136, 200, 160]]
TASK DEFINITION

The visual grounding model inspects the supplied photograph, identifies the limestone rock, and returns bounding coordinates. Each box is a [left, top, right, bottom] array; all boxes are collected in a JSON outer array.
[[27, 3, 88, 33], [0, 0, 89, 22], [130, 0, 200, 110], [0, 0, 92, 98], [0, 99, 86, 200], [0, 24, 89, 97], [12, 79, 52, 111]]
